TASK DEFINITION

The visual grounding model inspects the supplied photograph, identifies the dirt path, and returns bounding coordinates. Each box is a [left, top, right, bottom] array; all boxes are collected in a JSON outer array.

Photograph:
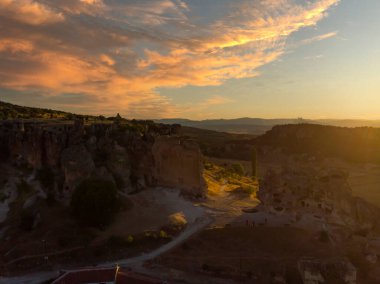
[[0, 215, 213, 284], [102, 215, 213, 267]]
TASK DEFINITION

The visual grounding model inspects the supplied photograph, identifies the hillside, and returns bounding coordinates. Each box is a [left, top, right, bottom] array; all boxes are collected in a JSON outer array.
[[0, 100, 74, 120], [256, 124, 380, 164], [182, 126, 256, 159]]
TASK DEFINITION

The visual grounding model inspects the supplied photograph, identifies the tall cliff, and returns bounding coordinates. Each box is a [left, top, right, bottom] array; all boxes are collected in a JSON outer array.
[[0, 119, 205, 201], [258, 166, 380, 231]]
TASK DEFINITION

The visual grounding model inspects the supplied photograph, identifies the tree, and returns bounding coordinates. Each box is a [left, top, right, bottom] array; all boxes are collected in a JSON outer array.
[[251, 146, 257, 178], [71, 178, 119, 227]]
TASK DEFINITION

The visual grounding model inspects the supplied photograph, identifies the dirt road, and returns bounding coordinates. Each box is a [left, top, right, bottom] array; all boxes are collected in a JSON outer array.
[[0, 215, 213, 284]]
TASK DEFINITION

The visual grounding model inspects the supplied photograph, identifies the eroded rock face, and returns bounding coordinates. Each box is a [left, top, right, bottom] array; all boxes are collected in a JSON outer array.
[[152, 136, 206, 196], [61, 145, 95, 194], [258, 166, 380, 230], [0, 120, 206, 201]]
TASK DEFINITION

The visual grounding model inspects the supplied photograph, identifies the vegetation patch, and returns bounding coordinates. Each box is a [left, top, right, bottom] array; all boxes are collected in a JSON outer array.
[[16, 179, 34, 204], [36, 167, 55, 191], [204, 161, 258, 196], [0, 191, 8, 203], [70, 178, 120, 227]]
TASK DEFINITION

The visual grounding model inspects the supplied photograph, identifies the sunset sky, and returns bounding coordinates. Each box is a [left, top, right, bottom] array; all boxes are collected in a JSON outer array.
[[0, 0, 379, 119]]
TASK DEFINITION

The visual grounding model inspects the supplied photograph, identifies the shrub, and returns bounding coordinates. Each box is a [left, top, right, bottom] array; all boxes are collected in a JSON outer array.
[[319, 230, 330, 243], [204, 162, 213, 170], [159, 230, 169, 238], [16, 179, 33, 202], [127, 234, 134, 243], [36, 167, 55, 191], [0, 192, 8, 203], [243, 185, 255, 195], [17, 179, 32, 194], [70, 178, 119, 227], [231, 163, 245, 176]]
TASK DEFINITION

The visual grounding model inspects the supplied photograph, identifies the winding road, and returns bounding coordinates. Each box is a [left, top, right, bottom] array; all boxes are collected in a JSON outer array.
[[0, 215, 213, 284]]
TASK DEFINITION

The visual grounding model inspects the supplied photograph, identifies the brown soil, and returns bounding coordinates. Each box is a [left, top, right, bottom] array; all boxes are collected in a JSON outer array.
[[156, 226, 378, 283]]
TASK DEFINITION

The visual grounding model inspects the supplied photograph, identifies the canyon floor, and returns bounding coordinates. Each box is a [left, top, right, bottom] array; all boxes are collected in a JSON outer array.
[[2, 156, 380, 283]]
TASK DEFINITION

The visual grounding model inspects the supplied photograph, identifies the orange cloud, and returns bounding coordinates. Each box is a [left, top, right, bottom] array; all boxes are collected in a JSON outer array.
[[0, 0, 340, 117], [0, 0, 64, 25], [0, 39, 34, 53]]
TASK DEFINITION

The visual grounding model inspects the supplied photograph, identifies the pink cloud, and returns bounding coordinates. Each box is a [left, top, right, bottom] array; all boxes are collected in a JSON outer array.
[[0, 0, 340, 117]]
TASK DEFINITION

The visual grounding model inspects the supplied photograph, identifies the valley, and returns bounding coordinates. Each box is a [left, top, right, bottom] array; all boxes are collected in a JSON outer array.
[[0, 102, 380, 283]]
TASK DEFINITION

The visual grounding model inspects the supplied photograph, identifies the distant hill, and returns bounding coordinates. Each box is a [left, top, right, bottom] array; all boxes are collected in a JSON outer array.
[[182, 126, 256, 160], [256, 124, 380, 164], [156, 118, 380, 135], [156, 118, 305, 135]]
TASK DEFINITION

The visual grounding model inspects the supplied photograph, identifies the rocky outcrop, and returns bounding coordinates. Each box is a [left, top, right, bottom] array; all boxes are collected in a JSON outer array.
[[298, 258, 357, 284], [0, 119, 206, 201], [61, 145, 95, 194], [258, 166, 380, 230]]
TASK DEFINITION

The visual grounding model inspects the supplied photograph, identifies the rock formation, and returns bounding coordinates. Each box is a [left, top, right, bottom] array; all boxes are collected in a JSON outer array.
[[0, 119, 206, 202], [298, 258, 357, 284], [258, 166, 380, 230], [152, 136, 205, 196]]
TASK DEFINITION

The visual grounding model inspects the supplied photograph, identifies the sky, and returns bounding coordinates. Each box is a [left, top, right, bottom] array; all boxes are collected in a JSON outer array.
[[0, 0, 379, 119]]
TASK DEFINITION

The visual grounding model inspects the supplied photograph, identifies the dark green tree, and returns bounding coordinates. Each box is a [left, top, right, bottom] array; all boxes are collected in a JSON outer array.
[[71, 178, 119, 227]]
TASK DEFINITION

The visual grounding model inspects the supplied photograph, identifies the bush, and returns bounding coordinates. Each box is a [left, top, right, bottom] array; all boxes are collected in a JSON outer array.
[[204, 162, 214, 170], [36, 167, 55, 191], [127, 234, 134, 243], [17, 179, 33, 195], [16, 179, 34, 203], [319, 230, 330, 243], [230, 163, 244, 176], [70, 178, 119, 227], [159, 230, 169, 238], [0, 192, 8, 203]]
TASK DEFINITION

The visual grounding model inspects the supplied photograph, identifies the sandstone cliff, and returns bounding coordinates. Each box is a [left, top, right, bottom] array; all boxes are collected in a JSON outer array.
[[0, 119, 206, 202], [152, 136, 205, 196], [258, 166, 380, 231]]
